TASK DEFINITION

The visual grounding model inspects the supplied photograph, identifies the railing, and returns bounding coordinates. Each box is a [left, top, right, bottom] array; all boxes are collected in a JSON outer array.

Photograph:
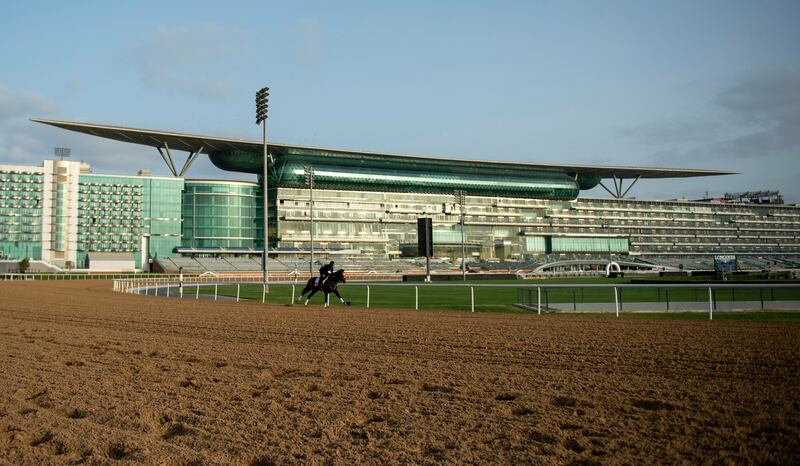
[[112, 279, 800, 320], [1, 273, 182, 281], [1, 272, 403, 282]]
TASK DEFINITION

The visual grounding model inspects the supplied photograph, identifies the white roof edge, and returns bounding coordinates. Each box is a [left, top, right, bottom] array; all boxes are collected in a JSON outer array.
[[30, 118, 737, 177]]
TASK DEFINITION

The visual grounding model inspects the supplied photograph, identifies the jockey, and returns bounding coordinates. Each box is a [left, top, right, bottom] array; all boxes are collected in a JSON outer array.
[[319, 261, 335, 284]]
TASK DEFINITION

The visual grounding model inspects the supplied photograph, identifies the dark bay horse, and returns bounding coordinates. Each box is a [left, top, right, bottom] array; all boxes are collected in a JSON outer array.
[[298, 269, 351, 307]]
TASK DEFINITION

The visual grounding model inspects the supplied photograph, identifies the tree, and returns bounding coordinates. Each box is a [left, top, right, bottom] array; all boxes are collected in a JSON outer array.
[[19, 258, 30, 274]]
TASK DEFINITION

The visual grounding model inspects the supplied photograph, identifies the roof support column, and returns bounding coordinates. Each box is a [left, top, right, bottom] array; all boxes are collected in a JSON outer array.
[[620, 175, 641, 198], [156, 142, 179, 177], [598, 175, 642, 199], [178, 145, 204, 177]]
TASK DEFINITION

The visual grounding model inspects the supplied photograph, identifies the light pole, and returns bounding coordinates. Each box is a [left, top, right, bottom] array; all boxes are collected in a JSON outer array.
[[303, 166, 315, 275], [454, 189, 467, 281], [54, 147, 71, 161], [256, 86, 269, 288]]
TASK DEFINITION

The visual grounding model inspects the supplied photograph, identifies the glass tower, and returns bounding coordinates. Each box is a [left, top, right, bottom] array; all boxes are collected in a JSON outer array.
[[181, 180, 262, 249]]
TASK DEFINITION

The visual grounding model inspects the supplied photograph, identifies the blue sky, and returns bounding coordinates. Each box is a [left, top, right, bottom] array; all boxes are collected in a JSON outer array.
[[1, 0, 798, 201]]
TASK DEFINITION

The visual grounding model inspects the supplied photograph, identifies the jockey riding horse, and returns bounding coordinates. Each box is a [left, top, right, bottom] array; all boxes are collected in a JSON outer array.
[[298, 269, 351, 307]]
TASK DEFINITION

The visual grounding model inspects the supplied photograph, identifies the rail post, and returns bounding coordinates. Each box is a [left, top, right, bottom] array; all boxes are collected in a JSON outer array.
[[237, 283, 240, 302], [180, 283, 183, 299], [215, 284, 218, 301], [167, 284, 171, 297], [366, 285, 370, 308], [415, 286, 418, 310], [195, 284, 200, 300], [613, 287, 619, 317], [291, 284, 295, 305], [760, 288, 764, 309], [537, 286, 541, 315], [708, 287, 713, 320], [262, 283, 266, 303], [470, 286, 475, 313]]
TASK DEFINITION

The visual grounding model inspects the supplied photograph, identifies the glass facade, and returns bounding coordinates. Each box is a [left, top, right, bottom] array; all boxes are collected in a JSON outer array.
[[141, 177, 184, 265], [0, 168, 43, 260], [549, 236, 629, 253], [211, 149, 583, 200], [78, 174, 183, 269], [273, 186, 800, 263], [182, 180, 262, 248]]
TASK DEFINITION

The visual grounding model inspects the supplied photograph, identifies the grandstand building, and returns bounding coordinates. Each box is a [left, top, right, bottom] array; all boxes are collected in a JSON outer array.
[[1, 118, 798, 272]]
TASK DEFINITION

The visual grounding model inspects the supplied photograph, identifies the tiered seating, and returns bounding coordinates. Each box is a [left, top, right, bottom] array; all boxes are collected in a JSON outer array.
[[170, 257, 206, 272], [226, 257, 263, 271], [195, 258, 236, 271]]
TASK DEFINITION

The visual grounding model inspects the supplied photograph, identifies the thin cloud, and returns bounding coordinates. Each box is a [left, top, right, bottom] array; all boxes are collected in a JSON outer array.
[[612, 71, 800, 202], [619, 119, 722, 145], [0, 84, 56, 122], [714, 71, 800, 121], [713, 71, 800, 151], [118, 24, 244, 99], [0, 85, 58, 164], [0, 84, 168, 173], [622, 70, 800, 162], [291, 20, 322, 68]]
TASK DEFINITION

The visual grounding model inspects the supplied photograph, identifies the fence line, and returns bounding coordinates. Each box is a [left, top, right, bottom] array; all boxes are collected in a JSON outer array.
[[3, 272, 402, 283], [113, 279, 800, 320]]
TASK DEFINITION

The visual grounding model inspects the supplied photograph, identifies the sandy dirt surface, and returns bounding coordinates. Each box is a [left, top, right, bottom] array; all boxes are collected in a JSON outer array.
[[0, 280, 798, 465]]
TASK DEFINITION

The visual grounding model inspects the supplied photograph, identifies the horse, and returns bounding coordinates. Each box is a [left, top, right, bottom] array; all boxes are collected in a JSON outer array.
[[298, 269, 351, 307]]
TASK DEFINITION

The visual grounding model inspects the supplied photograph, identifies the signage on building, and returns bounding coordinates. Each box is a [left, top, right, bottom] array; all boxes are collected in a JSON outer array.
[[713, 255, 737, 273]]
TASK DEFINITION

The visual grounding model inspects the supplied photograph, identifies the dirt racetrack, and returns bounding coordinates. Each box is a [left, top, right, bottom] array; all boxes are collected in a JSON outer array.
[[1, 280, 798, 465]]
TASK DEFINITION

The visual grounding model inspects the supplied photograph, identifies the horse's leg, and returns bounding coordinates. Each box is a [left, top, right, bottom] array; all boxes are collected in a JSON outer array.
[[298, 284, 310, 301], [300, 279, 314, 296], [305, 288, 319, 306], [333, 289, 348, 305], [324, 292, 329, 308]]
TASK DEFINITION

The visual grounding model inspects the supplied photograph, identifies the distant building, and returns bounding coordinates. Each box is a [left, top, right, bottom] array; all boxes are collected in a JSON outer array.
[[0, 160, 182, 270], [692, 190, 784, 205]]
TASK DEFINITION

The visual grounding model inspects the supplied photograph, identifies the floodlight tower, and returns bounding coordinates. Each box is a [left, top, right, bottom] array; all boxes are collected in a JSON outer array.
[[54, 147, 71, 161], [256, 86, 270, 287], [303, 166, 315, 274]]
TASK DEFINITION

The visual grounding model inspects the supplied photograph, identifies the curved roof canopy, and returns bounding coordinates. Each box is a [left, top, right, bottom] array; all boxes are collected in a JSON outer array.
[[31, 118, 735, 180]]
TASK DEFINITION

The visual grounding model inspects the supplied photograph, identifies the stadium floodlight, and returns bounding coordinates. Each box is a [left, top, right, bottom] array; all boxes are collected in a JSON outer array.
[[255, 86, 270, 287], [54, 147, 71, 161], [454, 189, 467, 281], [303, 166, 315, 274]]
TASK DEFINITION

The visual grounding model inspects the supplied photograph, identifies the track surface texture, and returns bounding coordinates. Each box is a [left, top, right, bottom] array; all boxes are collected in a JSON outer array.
[[0, 281, 798, 465]]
